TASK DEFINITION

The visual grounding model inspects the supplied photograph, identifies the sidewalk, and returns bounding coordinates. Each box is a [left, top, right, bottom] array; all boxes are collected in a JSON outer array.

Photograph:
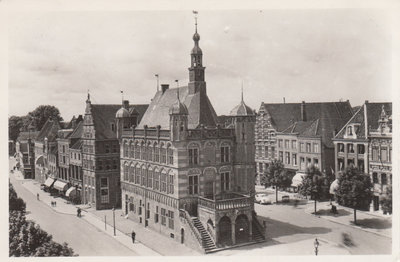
[[89, 208, 200, 256], [215, 237, 350, 256], [304, 202, 391, 238], [16, 175, 160, 256]]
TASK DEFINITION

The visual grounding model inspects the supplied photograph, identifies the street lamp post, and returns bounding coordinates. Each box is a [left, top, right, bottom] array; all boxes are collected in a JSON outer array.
[[112, 207, 116, 236], [314, 238, 319, 256]]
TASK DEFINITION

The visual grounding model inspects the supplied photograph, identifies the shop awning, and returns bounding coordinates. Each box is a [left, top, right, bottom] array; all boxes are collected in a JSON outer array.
[[53, 180, 68, 191], [291, 172, 306, 187], [329, 179, 339, 194], [65, 187, 77, 197], [44, 177, 55, 187]]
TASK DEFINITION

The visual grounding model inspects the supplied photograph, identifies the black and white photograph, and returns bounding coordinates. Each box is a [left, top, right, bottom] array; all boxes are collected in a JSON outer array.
[[3, 0, 399, 259]]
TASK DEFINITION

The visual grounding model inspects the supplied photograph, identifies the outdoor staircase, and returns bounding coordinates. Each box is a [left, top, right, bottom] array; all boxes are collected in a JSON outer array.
[[191, 217, 217, 253], [252, 220, 265, 242]]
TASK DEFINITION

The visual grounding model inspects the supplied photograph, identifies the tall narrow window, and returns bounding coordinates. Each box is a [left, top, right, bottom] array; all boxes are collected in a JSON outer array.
[[148, 146, 153, 162], [124, 164, 129, 181], [168, 173, 174, 194], [188, 175, 199, 195], [189, 148, 199, 165], [161, 172, 167, 192], [160, 145, 167, 164], [100, 177, 109, 204], [168, 147, 173, 165], [148, 169, 153, 188], [142, 168, 147, 187], [221, 146, 230, 163], [221, 172, 229, 191]]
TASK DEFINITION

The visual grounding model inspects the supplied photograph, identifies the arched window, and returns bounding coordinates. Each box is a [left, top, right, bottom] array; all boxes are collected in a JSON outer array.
[[160, 143, 166, 164], [142, 166, 147, 187], [167, 171, 174, 194], [135, 165, 141, 185], [135, 141, 140, 159], [148, 144, 153, 162], [129, 142, 134, 158], [129, 164, 135, 183], [123, 141, 128, 157], [123, 163, 129, 181], [153, 168, 160, 190], [167, 145, 173, 165], [220, 142, 230, 163], [141, 142, 146, 161], [161, 170, 167, 192], [148, 167, 153, 188], [154, 143, 160, 163]]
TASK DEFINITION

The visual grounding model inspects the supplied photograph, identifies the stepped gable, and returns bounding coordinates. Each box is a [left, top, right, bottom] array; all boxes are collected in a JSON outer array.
[[139, 86, 218, 129], [264, 101, 353, 148], [91, 104, 148, 139]]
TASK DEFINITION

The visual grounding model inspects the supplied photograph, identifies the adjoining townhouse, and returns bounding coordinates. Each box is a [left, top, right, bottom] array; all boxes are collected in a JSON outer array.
[[333, 101, 392, 212], [34, 118, 62, 184], [81, 94, 148, 210], [15, 130, 39, 179], [69, 121, 84, 203], [255, 101, 354, 186], [118, 22, 264, 254]]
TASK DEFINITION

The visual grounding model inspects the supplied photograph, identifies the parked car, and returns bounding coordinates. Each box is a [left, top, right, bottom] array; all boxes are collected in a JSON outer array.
[[282, 195, 290, 203], [255, 193, 272, 205]]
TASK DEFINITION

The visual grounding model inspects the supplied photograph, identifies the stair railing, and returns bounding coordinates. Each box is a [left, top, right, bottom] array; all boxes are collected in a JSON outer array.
[[252, 213, 266, 239], [206, 222, 216, 244], [179, 209, 204, 247]]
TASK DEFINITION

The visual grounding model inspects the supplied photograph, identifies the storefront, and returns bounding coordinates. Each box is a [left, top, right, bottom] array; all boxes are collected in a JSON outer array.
[[53, 180, 69, 195]]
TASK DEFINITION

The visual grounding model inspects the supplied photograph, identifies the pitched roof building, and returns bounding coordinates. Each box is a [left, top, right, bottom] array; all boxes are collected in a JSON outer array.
[[118, 18, 263, 253], [82, 94, 148, 210], [332, 101, 392, 212], [255, 101, 354, 185]]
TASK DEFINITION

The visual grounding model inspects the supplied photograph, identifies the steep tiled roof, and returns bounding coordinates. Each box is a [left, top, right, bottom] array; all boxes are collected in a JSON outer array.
[[91, 104, 148, 140], [335, 102, 392, 140], [264, 102, 353, 148], [36, 119, 61, 142], [69, 121, 83, 139], [70, 139, 83, 150], [139, 86, 218, 129], [17, 131, 39, 142]]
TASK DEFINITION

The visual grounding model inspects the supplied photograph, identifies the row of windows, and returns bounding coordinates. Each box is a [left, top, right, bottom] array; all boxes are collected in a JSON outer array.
[[256, 146, 275, 159], [188, 172, 230, 195], [97, 159, 119, 171], [123, 144, 173, 165], [70, 152, 81, 161], [337, 143, 365, 154], [371, 147, 392, 162], [372, 172, 392, 185], [123, 166, 174, 194], [337, 158, 365, 172]]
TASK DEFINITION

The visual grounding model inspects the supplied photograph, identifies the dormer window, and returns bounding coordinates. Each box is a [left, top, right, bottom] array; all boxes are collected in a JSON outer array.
[[347, 126, 353, 136]]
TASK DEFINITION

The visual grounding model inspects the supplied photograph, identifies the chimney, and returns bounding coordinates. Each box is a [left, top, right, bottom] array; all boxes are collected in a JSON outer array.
[[123, 100, 129, 109], [161, 84, 169, 93], [301, 101, 306, 121]]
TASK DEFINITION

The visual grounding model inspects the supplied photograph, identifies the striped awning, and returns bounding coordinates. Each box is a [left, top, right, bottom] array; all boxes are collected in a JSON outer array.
[[65, 187, 77, 197], [44, 177, 55, 187], [53, 180, 68, 191]]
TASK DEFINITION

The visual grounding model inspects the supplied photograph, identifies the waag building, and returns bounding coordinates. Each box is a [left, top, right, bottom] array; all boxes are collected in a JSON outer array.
[[118, 20, 265, 253]]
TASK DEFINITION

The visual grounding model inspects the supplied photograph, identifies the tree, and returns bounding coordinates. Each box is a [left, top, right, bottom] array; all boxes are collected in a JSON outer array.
[[9, 183, 76, 257], [336, 167, 372, 224], [380, 185, 392, 215], [9, 183, 26, 213], [8, 116, 28, 141], [26, 105, 63, 131], [261, 160, 292, 203], [299, 165, 325, 215]]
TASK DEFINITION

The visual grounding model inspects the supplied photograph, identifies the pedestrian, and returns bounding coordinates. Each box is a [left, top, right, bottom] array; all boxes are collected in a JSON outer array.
[[77, 208, 81, 217], [51, 201, 54, 207], [54, 201, 57, 207], [131, 230, 136, 243], [37, 193, 39, 200]]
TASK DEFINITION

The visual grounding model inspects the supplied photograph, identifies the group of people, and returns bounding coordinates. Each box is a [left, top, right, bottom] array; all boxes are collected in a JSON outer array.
[[51, 201, 57, 207]]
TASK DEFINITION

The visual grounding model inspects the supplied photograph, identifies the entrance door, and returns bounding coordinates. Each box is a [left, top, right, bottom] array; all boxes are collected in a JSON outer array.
[[181, 228, 184, 244], [373, 196, 379, 211], [218, 216, 232, 246], [125, 201, 128, 214], [235, 214, 249, 244]]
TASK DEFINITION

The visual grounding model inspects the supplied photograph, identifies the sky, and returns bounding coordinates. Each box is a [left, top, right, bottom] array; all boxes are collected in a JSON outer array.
[[8, 9, 393, 121]]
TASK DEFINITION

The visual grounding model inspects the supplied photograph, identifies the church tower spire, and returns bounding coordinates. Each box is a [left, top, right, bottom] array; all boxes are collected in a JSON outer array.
[[188, 11, 206, 94]]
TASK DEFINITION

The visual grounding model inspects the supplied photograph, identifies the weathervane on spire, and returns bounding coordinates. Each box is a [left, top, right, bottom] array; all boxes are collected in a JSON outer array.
[[193, 10, 198, 31], [241, 81, 244, 102]]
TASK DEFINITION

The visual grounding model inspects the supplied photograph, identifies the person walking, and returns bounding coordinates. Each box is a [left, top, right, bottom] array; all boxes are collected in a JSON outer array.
[[77, 208, 82, 217], [131, 230, 136, 243], [37, 193, 39, 200]]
